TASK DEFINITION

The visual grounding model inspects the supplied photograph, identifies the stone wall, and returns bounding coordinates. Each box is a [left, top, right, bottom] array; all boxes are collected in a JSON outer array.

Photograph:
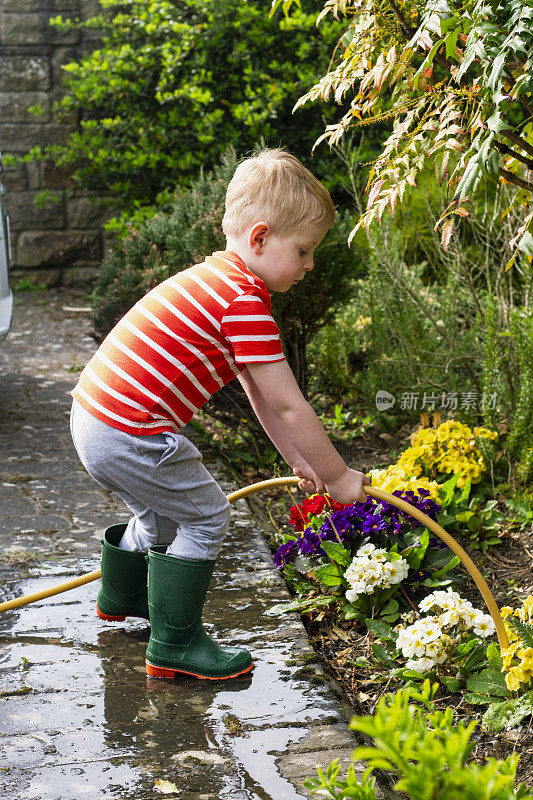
[[0, 0, 113, 286]]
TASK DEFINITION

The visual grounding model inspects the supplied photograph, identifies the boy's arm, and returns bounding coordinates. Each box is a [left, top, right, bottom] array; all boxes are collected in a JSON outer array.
[[237, 362, 369, 504], [237, 368, 325, 493]]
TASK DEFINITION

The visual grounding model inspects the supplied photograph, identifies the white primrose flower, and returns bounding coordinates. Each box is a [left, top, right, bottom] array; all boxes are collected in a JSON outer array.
[[358, 543, 376, 557], [343, 545, 409, 600], [425, 640, 447, 664], [405, 656, 436, 673], [473, 613, 495, 638], [399, 636, 426, 659], [439, 608, 461, 628], [384, 560, 409, 584], [461, 606, 482, 627], [419, 588, 464, 612], [400, 610, 419, 625], [396, 589, 496, 672]]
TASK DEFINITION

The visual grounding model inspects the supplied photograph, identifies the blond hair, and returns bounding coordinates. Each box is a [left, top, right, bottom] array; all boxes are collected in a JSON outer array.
[[222, 148, 335, 238]]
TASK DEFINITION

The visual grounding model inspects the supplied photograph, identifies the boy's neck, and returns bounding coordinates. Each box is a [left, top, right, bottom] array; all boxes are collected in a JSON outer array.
[[224, 235, 260, 277]]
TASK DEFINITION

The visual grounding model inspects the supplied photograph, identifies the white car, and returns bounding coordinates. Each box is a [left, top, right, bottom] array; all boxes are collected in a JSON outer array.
[[0, 152, 13, 341]]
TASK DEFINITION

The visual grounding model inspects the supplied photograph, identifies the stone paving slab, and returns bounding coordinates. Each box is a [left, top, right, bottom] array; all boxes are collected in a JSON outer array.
[[0, 290, 377, 800]]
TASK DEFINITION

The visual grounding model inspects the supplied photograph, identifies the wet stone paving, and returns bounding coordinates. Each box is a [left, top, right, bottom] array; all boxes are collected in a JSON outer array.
[[0, 291, 367, 800]]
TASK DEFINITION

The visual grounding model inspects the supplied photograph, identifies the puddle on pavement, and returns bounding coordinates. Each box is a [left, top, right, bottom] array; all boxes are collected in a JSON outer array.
[[0, 550, 342, 800]]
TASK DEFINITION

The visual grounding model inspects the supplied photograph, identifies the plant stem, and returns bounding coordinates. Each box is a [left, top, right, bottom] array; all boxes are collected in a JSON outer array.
[[401, 585, 419, 614]]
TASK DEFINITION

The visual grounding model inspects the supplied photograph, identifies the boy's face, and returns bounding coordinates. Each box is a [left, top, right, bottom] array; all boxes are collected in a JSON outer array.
[[250, 223, 328, 293]]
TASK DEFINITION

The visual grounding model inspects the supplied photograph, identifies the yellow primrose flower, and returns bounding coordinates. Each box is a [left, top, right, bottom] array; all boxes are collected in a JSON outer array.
[[522, 596, 533, 621], [519, 647, 533, 670], [499, 597, 533, 690], [474, 426, 499, 441], [505, 668, 522, 692], [369, 466, 441, 503], [501, 641, 521, 669], [394, 419, 497, 487]]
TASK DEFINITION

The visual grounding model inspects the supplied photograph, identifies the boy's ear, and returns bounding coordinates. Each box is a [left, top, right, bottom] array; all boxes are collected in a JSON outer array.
[[249, 222, 270, 255]]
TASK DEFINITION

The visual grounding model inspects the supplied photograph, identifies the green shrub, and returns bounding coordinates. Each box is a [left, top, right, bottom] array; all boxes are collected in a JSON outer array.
[[91, 149, 368, 393], [303, 681, 533, 800], [479, 295, 533, 485], [16, 0, 348, 228], [308, 181, 533, 485]]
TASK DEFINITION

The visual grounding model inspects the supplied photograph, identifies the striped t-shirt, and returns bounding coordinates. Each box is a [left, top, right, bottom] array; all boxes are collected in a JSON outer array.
[[71, 250, 285, 435]]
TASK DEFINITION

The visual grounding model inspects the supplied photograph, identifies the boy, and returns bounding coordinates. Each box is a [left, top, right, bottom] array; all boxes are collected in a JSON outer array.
[[70, 148, 370, 681]]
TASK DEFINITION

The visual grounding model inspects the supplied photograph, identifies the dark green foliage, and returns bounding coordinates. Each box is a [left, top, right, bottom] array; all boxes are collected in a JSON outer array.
[[309, 184, 533, 486], [22, 0, 346, 227], [92, 150, 234, 337], [92, 149, 367, 392]]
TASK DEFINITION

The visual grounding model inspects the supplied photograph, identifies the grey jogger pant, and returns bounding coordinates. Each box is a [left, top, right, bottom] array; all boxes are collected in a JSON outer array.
[[70, 399, 230, 559]]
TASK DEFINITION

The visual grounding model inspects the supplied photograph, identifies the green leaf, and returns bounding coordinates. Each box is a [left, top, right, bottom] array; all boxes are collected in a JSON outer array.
[[413, 39, 444, 90], [458, 476, 472, 503], [464, 691, 490, 706], [442, 676, 460, 693], [466, 667, 511, 699], [508, 618, 533, 647], [487, 50, 507, 92], [372, 643, 393, 663], [455, 510, 474, 523], [482, 692, 533, 733], [365, 618, 396, 641], [444, 28, 460, 60], [431, 555, 460, 580], [456, 156, 482, 201], [438, 472, 461, 506], [486, 642, 504, 672], [313, 562, 343, 587], [343, 603, 365, 622], [320, 540, 351, 567], [407, 529, 430, 569]]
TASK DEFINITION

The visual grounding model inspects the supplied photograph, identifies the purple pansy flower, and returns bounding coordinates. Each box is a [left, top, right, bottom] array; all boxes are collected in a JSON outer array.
[[273, 539, 297, 569], [298, 528, 325, 557]]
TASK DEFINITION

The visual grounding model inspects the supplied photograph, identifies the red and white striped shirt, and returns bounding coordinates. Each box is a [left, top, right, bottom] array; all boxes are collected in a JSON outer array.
[[71, 251, 285, 435]]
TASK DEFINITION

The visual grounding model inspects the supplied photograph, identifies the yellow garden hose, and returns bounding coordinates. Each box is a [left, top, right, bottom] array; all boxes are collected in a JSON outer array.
[[0, 477, 509, 649]]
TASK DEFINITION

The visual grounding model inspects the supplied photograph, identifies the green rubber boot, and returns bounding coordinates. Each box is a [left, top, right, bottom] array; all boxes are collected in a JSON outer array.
[[145, 546, 254, 680], [96, 523, 150, 621]]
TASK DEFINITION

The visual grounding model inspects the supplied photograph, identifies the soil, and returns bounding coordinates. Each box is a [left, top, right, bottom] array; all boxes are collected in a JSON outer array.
[[199, 406, 533, 788]]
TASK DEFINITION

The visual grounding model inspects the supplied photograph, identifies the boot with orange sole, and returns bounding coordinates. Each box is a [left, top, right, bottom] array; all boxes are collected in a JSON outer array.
[[96, 524, 150, 622], [145, 546, 253, 680]]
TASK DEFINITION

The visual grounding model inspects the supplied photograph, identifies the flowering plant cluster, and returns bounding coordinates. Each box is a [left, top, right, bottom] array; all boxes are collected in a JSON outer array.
[[271, 485, 460, 625], [391, 419, 498, 488], [394, 588, 495, 674], [344, 543, 409, 600], [367, 464, 442, 503], [500, 596, 533, 691], [368, 419, 505, 551]]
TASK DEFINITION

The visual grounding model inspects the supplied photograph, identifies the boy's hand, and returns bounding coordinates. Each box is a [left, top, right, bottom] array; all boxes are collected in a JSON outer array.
[[292, 462, 326, 495], [325, 468, 371, 505]]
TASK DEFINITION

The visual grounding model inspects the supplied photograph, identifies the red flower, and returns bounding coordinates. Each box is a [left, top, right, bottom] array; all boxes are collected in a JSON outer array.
[[289, 494, 347, 531], [301, 495, 328, 516], [324, 495, 346, 513], [289, 504, 308, 531], [302, 494, 345, 517]]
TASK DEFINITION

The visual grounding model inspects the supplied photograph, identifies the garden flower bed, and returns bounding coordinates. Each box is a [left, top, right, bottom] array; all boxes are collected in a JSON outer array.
[[262, 418, 533, 786], [196, 407, 533, 786]]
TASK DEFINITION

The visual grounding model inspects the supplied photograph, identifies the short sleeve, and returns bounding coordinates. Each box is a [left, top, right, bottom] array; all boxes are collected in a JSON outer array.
[[221, 293, 285, 365]]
